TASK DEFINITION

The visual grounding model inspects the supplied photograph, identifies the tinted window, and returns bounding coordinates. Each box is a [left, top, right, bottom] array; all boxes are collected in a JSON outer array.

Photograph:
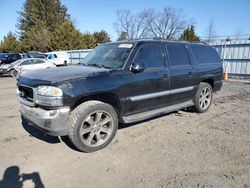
[[190, 44, 221, 64], [47, 54, 53, 59], [54, 54, 58, 58], [166, 43, 190, 66], [134, 43, 164, 68]]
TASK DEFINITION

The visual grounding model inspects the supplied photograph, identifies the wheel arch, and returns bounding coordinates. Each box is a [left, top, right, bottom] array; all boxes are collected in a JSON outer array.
[[200, 78, 214, 90], [71, 92, 122, 118]]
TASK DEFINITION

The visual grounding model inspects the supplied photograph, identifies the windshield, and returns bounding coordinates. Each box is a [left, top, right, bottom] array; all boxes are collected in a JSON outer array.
[[80, 43, 133, 69], [10, 59, 24, 66]]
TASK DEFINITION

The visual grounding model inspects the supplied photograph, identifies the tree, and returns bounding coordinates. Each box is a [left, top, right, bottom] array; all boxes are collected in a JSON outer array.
[[16, 0, 70, 51], [82, 33, 97, 49], [143, 7, 191, 39], [0, 32, 21, 53], [17, 0, 70, 38], [114, 10, 148, 40], [50, 21, 86, 50], [117, 32, 128, 41], [21, 21, 51, 52], [93, 30, 111, 44], [180, 25, 200, 41], [114, 7, 191, 40], [205, 19, 217, 42]]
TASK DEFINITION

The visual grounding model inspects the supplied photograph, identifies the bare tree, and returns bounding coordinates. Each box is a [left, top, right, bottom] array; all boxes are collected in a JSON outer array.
[[205, 19, 217, 42], [143, 7, 190, 39], [114, 10, 148, 40]]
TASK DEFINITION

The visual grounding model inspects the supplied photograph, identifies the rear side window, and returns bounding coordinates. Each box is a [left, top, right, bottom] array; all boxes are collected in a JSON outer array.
[[190, 44, 221, 64], [33, 59, 45, 64], [165, 43, 190, 66], [134, 43, 165, 68], [21, 60, 32, 65]]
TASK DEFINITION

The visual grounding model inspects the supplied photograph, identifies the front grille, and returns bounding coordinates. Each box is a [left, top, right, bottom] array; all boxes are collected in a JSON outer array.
[[18, 85, 34, 101]]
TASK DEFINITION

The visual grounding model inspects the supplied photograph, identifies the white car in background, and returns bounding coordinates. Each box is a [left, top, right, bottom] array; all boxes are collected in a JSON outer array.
[[46, 51, 70, 66], [2, 58, 56, 76]]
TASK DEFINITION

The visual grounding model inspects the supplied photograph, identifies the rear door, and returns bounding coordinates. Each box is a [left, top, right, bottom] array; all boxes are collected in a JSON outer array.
[[165, 43, 195, 104]]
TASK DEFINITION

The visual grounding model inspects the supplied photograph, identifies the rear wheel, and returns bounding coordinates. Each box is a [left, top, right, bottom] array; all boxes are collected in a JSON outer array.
[[192, 82, 213, 113], [68, 100, 118, 152]]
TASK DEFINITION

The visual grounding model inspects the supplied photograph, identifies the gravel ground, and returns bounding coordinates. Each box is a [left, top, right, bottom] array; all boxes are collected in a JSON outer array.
[[0, 77, 249, 188]]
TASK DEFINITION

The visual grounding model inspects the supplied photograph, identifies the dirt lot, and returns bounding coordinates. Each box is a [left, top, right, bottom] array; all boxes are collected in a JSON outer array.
[[0, 77, 249, 188]]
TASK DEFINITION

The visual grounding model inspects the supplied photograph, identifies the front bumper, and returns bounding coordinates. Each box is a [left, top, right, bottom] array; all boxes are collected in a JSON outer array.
[[0, 68, 11, 76], [19, 103, 70, 136]]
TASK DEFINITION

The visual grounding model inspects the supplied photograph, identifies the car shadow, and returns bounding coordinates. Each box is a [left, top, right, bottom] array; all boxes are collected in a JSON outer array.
[[0, 166, 44, 188], [21, 116, 60, 144], [21, 116, 81, 152]]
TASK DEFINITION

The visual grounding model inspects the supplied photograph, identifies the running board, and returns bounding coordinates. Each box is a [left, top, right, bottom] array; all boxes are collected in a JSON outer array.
[[121, 100, 194, 123]]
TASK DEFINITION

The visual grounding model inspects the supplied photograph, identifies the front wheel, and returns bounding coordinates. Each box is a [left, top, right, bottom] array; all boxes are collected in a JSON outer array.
[[68, 100, 118, 152], [192, 82, 213, 113]]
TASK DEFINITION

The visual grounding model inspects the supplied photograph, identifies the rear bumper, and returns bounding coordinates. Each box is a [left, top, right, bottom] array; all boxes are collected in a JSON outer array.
[[19, 103, 70, 136]]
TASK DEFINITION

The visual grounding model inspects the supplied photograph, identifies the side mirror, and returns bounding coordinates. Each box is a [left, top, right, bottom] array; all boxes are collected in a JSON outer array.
[[130, 60, 146, 73]]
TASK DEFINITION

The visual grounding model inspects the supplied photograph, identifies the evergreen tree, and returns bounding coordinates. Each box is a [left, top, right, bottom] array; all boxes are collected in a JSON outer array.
[[0, 32, 21, 53], [82, 33, 97, 49], [21, 21, 51, 52], [50, 21, 86, 50], [180, 25, 200, 41], [17, 0, 69, 38], [93, 30, 111, 44]]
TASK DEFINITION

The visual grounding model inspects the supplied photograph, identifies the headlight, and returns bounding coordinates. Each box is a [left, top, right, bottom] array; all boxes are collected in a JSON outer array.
[[35, 86, 63, 97], [34, 86, 63, 106]]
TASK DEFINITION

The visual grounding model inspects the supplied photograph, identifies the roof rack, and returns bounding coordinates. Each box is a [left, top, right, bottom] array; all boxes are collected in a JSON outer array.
[[128, 37, 208, 44]]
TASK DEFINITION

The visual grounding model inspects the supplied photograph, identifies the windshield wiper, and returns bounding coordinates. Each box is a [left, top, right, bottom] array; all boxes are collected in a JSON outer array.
[[89, 63, 105, 69], [79, 63, 111, 69]]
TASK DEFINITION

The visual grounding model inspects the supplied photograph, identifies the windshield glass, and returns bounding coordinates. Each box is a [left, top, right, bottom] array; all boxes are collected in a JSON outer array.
[[10, 59, 24, 66], [80, 43, 133, 69]]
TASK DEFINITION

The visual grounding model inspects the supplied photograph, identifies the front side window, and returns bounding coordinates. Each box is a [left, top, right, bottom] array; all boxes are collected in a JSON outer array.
[[166, 43, 190, 67], [80, 43, 133, 69], [133, 43, 165, 68]]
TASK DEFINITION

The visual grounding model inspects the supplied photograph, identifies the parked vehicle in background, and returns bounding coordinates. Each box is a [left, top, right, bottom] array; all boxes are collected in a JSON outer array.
[[0, 53, 25, 65], [17, 39, 223, 152], [46, 51, 69, 66], [26, 51, 46, 59], [0, 58, 56, 77], [0, 53, 8, 64]]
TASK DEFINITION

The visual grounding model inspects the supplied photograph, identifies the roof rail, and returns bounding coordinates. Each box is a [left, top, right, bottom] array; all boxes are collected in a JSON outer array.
[[127, 37, 209, 45]]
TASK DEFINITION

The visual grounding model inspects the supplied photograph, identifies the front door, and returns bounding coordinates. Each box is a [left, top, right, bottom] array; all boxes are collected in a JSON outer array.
[[124, 42, 170, 115]]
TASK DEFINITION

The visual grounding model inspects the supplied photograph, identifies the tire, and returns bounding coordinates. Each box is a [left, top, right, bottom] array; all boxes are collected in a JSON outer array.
[[64, 61, 67, 66], [68, 100, 118, 152], [192, 82, 213, 113]]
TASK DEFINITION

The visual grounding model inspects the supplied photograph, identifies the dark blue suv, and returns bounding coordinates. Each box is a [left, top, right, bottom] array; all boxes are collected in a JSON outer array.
[[17, 39, 223, 152]]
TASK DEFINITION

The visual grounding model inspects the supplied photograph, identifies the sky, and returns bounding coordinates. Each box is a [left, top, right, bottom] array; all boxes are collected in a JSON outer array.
[[0, 0, 250, 41]]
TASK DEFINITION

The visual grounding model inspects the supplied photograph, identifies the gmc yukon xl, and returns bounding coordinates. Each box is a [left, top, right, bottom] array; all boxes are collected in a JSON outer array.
[[17, 39, 223, 152]]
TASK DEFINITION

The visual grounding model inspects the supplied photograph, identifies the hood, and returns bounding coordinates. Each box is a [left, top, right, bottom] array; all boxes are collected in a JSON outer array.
[[18, 65, 110, 86]]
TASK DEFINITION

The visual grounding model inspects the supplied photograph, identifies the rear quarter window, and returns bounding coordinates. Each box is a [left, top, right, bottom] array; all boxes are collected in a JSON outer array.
[[190, 44, 221, 64]]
